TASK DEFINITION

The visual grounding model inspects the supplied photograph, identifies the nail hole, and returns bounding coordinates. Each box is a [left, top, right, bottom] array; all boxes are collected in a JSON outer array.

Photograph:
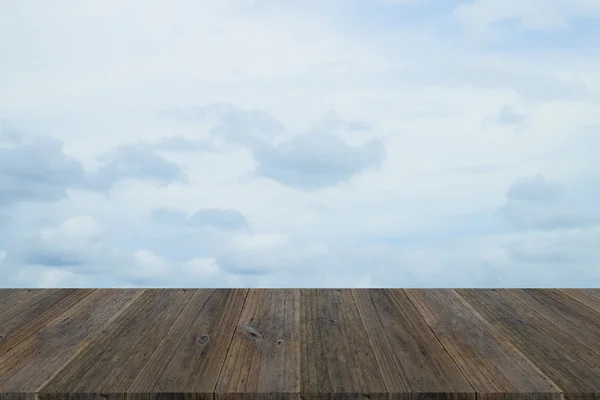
[[0, 334, 5, 342], [327, 318, 336, 324], [197, 334, 210, 344], [276, 340, 283, 345]]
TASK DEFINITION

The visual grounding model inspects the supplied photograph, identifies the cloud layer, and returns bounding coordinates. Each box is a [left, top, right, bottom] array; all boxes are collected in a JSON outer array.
[[1, 0, 599, 287]]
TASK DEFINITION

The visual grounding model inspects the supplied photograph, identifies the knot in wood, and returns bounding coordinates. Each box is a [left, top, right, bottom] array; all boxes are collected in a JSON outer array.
[[241, 324, 263, 340], [197, 334, 210, 345]]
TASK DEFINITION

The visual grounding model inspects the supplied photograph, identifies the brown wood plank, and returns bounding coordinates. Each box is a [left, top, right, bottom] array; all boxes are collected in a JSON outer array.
[[404, 289, 561, 399], [127, 288, 249, 395], [352, 289, 475, 397], [215, 289, 299, 400], [0, 289, 94, 359], [41, 288, 196, 393], [0, 289, 59, 324], [0, 289, 41, 315], [1, 288, 600, 398], [299, 288, 386, 399], [559, 289, 600, 314], [0, 289, 143, 392], [506, 289, 600, 358], [0, 393, 37, 400], [456, 289, 600, 395]]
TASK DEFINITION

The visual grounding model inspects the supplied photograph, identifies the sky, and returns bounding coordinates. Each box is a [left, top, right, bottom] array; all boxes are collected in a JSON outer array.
[[1, 0, 599, 288]]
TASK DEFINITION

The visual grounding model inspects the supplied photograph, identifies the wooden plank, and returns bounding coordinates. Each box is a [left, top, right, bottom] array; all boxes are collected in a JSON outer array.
[[0, 289, 59, 324], [0, 289, 94, 359], [299, 289, 386, 399], [0, 288, 598, 398], [215, 289, 299, 400], [507, 289, 600, 358], [456, 289, 600, 395], [127, 288, 249, 395], [0, 289, 143, 392], [41, 289, 196, 393], [0, 393, 37, 400], [352, 289, 475, 397], [559, 289, 600, 314], [0, 289, 40, 315], [0, 289, 19, 304], [404, 289, 561, 398]]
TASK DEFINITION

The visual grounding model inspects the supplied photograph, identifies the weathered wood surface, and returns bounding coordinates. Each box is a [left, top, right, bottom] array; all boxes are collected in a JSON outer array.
[[0, 289, 599, 400]]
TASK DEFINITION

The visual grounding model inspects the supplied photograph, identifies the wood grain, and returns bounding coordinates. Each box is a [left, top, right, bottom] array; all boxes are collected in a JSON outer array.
[[216, 289, 299, 400], [352, 289, 475, 398], [0, 289, 40, 316], [0, 289, 94, 360], [0, 289, 597, 399], [506, 289, 600, 358], [41, 289, 194, 393], [299, 289, 386, 400], [405, 289, 561, 399], [128, 288, 249, 394], [559, 289, 600, 315], [0, 289, 143, 392], [456, 288, 600, 395]]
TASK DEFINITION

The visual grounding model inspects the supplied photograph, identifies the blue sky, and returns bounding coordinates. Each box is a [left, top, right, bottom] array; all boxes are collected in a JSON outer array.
[[1, 0, 599, 288]]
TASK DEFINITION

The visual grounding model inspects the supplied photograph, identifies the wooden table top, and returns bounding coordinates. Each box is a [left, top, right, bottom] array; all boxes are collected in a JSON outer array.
[[1, 289, 599, 400]]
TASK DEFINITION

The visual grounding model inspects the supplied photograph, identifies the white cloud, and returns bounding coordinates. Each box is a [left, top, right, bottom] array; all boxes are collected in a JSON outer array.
[[230, 233, 287, 252], [453, 0, 600, 34], [40, 215, 104, 242], [183, 257, 221, 276], [133, 249, 171, 279]]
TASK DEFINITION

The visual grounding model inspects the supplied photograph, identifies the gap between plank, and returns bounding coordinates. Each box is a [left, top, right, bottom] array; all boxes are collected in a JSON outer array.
[[502, 289, 600, 359], [213, 288, 252, 395], [35, 289, 147, 393], [295, 289, 303, 397], [0, 289, 96, 362], [350, 288, 398, 396], [401, 288, 478, 395], [556, 289, 600, 318], [129, 288, 206, 393], [0, 289, 98, 387], [453, 289, 566, 396]]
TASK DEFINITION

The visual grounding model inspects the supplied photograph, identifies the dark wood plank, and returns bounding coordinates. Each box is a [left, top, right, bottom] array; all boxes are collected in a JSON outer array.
[[215, 289, 299, 400], [352, 289, 475, 397], [559, 289, 600, 314], [0, 289, 143, 392], [0, 289, 40, 315], [507, 289, 600, 358], [404, 289, 561, 399], [0, 289, 94, 359], [127, 288, 249, 394], [41, 395, 215, 400], [299, 288, 386, 399], [0, 288, 599, 398], [0, 393, 37, 400], [456, 289, 600, 395], [0, 289, 59, 324], [41, 289, 196, 393]]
